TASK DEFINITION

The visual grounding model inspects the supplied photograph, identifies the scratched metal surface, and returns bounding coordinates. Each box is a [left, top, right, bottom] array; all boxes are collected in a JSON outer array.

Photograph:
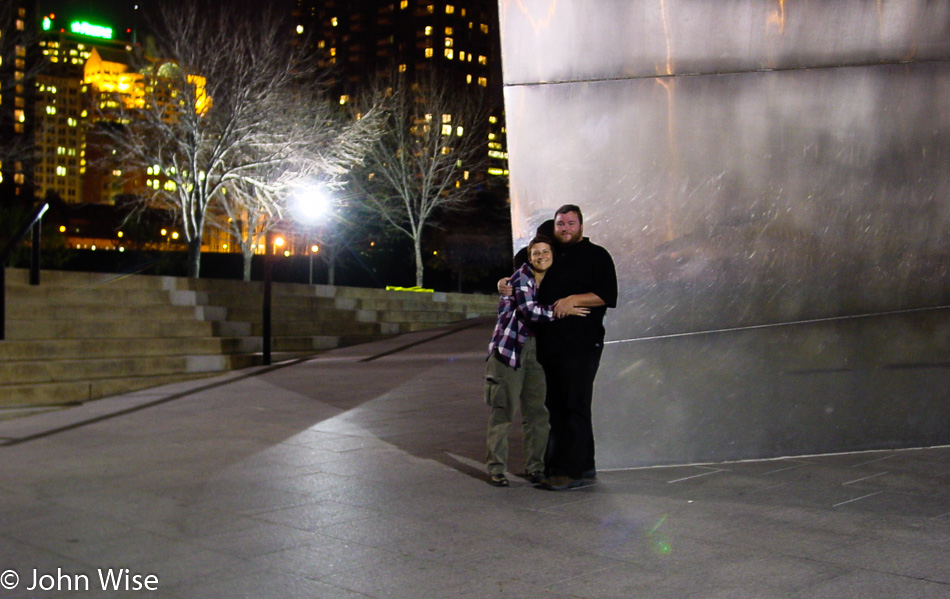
[[498, 0, 950, 465]]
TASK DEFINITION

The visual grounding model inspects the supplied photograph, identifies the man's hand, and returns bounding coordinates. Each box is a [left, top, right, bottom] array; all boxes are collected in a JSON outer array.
[[497, 277, 512, 296], [552, 296, 579, 319]]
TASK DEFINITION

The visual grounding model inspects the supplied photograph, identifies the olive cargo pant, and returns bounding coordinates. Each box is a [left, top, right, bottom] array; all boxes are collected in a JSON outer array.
[[484, 337, 549, 476]]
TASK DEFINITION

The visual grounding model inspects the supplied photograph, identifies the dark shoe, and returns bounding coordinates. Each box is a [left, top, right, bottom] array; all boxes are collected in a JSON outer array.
[[489, 474, 509, 487], [537, 475, 583, 491], [582, 469, 597, 480], [527, 471, 544, 484]]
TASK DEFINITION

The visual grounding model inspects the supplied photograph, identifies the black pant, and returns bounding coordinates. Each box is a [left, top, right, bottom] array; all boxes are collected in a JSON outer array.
[[538, 343, 603, 479]]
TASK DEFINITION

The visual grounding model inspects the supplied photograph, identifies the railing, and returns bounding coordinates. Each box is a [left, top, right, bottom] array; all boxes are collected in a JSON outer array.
[[0, 202, 50, 340]]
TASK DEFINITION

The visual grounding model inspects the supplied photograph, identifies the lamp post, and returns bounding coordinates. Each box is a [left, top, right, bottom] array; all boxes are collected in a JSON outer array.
[[261, 184, 331, 366], [262, 231, 273, 365], [309, 243, 319, 285], [292, 184, 331, 286]]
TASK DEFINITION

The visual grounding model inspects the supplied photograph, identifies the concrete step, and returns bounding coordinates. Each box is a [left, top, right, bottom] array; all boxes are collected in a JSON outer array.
[[0, 336, 258, 361], [5, 269, 174, 290], [222, 304, 362, 323], [1, 268, 496, 410], [4, 302, 204, 322], [1, 373, 221, 408], [0, 353, 240, 385], [4, 319, 215, 340], [5, 285, 187, 307]]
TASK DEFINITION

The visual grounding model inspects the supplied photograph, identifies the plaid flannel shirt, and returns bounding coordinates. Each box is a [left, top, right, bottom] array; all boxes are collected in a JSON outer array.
[[487, 262, 556, 369]]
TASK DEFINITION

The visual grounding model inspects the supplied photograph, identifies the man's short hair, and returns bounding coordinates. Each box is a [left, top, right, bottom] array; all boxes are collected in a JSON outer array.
[[555, 204, 583, 225], [527, 235, 554, 256]]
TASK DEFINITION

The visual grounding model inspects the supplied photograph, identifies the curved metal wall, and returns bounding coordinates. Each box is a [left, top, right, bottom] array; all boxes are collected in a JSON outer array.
[[498, 0, 950, 467]]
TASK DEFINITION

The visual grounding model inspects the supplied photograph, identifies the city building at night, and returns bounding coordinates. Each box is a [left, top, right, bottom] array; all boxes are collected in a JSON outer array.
[[34, 14, 135, 204], [292, 0, 508, 181], [0, 2, 37, 202]]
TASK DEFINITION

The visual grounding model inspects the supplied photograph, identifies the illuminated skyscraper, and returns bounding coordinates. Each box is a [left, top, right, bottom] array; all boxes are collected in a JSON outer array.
[[292, 0, 508, 179], [0, 1, 37, 201], [34, 14, 135, 203]]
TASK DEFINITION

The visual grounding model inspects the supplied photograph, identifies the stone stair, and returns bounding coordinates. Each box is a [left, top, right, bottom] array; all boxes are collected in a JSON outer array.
[[1, 268, 497, 411]]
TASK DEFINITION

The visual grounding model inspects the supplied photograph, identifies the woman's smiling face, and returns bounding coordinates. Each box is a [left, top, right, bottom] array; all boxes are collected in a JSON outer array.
[[529, 242, 553, 273]]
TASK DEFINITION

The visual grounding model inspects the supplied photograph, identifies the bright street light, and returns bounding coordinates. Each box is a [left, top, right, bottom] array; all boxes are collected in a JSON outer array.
[[291, 183, 332, 224]]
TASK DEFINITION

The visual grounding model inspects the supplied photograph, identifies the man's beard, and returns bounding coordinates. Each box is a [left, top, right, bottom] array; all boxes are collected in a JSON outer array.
[[558, 231, 582, 246]]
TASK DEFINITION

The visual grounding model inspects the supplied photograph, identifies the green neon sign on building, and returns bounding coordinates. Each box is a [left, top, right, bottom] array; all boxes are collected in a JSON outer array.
[[69, 21, 113, 40]]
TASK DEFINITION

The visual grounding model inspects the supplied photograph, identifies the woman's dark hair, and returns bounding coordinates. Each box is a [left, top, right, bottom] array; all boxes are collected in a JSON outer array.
[[527, 235, 554, 256]]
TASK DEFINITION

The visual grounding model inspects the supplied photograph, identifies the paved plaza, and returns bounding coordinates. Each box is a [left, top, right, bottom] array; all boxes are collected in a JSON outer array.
[[0, 319, 947, 598]]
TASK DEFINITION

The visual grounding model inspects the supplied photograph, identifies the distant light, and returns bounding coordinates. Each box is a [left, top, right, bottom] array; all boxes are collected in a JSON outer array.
[[311, 244, 319, 253], [274, 237, 285, 247], [296, 25, 304, 34], [160, 228, 167, 236], [283, 250, 291, 257], [171, 232, 179, 240], [42, 17, 52, 31], [59, 225, 66, 233], [70, 21, 113, 40], [117, 231, 123, 238]]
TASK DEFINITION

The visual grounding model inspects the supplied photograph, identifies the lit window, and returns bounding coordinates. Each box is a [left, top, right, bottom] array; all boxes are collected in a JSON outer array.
[[296, 25, 304, 34], [441, 124, 452, 135], [466, 74, 472, 83], [56, 166, 67, 176], [400, 0, 408, 8], [481, 23, 489, 34], [442, 114, 452, 123], [479, 55, 487, 65], [425, 48, 434, 58], [445, 37, 453, 47], [425, 26, 433, 35], [444, 48, 453, 59], [446, 5, 455, 14], [445, 27, 453, 35], [399, 63, 407, 72], [339, 95, 349, 105], [331, 17, 338, 26], [456, 126, 464, 136]]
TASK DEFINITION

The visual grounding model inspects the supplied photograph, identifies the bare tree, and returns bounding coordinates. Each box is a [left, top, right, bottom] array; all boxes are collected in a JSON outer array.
[[207, 95, 384, 281], [355, 70, 491, 287], [94, 1, 356, 278]]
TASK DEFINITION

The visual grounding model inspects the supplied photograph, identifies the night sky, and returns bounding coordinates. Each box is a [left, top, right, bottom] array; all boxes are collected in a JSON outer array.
[[40, 0, 143, 33], [38, 0, 296, 41]]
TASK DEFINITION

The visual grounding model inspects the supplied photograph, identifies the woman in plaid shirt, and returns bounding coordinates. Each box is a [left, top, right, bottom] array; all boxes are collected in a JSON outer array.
[[484, 236, 589, 487]]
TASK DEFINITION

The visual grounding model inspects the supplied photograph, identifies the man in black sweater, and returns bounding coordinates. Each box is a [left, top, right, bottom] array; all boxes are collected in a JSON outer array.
[[533, 204, 617, 490]]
